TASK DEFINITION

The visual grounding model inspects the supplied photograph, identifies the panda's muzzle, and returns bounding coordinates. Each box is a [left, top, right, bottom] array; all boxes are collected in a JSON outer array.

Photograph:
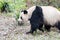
[[18, 18, 24, 25], [18, 21, 24, 25]]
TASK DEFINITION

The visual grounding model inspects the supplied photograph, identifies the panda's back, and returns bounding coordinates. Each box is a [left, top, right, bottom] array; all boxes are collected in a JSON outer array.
[[41, 6, 60, 25]]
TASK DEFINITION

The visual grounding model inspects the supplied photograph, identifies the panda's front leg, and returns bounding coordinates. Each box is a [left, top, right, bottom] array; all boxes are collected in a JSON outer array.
[[26, 18, 37, 34], [26, 24, 37, 34]]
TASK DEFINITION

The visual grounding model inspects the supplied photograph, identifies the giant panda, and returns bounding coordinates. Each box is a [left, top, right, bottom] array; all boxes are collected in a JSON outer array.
[[18, 6, 60, 34]]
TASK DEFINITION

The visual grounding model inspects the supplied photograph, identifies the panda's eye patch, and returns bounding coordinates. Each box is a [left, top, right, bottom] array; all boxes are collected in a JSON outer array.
[[21, 10, 28, 14], [21, 17, 23, 20]]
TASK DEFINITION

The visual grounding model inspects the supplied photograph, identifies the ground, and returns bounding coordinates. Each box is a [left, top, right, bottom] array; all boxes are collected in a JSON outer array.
[[0, 14, 60, 40]]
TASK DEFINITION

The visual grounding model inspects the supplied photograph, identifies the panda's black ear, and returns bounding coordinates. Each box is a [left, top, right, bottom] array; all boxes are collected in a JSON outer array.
[[24, 10, 28, 14], [21, 10, 28, 14]]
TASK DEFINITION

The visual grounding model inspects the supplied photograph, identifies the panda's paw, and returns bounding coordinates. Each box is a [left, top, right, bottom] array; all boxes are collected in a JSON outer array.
[[26, 31, 33, 34]]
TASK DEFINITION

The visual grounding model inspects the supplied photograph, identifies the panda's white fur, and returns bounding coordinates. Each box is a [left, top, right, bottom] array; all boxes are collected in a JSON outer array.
[[41, 6, 60, 25], [18, 6, 60, 26]]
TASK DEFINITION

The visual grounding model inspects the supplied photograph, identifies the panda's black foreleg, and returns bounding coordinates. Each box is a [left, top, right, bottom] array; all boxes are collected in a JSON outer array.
[[26, 24, 37, 34], [44, 24, 51, 32]]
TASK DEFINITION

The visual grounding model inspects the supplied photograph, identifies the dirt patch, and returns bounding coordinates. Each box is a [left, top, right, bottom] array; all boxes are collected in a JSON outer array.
[[0, 14, 60, 40]]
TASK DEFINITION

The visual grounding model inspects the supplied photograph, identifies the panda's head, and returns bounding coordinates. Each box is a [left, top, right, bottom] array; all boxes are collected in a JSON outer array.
[[18, 6, 36, 25], [18, 10, 28, 25]]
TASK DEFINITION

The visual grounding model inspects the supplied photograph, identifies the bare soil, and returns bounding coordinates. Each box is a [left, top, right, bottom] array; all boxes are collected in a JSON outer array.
[[0, 14, 60, 40]]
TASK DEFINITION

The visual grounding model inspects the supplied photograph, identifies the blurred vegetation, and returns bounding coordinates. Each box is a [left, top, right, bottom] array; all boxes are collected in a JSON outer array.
[[0, 0, 60, 20], [0, 0, 59, 11], [0, 0, 27, 20], [0, 0, 27, 12]]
